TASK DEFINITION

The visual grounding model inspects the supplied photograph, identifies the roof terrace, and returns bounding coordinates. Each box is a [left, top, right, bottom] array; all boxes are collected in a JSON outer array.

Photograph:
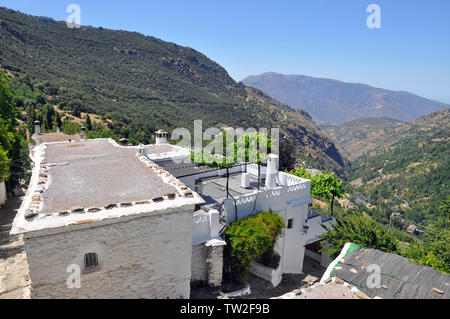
[[11, 138, 203, 235]]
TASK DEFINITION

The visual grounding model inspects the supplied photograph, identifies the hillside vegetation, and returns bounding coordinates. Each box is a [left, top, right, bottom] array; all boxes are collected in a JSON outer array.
[[0, 7, 349, 175], [321, 117, 408, 159], [346, 109, 450, 228]]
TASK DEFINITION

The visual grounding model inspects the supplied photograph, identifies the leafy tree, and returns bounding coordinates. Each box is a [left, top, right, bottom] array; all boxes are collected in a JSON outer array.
[[286, 166, 311, 179], [0, 70, 29, 189], [26, 104, 36, 135], [191, 131, 272, 168], [320, 213, 399, 259], [61, 120, 81, 135], [35, 92, 46, 105], [42, 104, 55, 130], [286, 167, 344, 216], [313, 172, 344, 216], [0, 146, 10, 181], [85, 114, 93, 131], [438, 196, 449, 226], [224, 211, 285, 284], [279, 137, 296, 171], [53, 112, 62, 130]]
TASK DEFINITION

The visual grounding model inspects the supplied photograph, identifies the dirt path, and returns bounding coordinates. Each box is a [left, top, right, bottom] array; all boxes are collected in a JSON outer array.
[[0, 192, 30, 299]]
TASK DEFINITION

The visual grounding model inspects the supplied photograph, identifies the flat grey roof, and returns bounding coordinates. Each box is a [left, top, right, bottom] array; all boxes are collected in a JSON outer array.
[[41, 140, 178, 214], [152, 159, 219, 178], [198, 173, 260, 205]]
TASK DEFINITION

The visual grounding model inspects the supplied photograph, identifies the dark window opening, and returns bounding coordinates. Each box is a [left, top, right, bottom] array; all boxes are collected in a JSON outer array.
[[287, 219, 294, 229], [84, 253, 98, 269]]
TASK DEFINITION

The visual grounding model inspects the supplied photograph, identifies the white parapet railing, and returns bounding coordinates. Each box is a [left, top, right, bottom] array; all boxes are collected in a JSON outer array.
[[222, 172, 311, 225], [247, 163, 266, 176]]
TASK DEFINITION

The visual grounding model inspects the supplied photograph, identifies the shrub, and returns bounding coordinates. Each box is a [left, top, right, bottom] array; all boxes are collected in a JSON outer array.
[[320, 213, 399, 259], [224, 211, 285, 284]]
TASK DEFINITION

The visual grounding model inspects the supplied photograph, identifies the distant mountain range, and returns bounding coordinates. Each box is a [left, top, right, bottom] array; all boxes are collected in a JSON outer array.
[[242, 72, 449, 124], [0, 8, 349, 176]]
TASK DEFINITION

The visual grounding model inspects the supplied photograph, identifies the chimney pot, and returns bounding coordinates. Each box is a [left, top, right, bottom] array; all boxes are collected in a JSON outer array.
[[34, 120, 41, 135]]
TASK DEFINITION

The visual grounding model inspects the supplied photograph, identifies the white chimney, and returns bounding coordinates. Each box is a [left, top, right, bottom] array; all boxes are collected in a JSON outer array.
[[155, 130, 168, 144], [56, 127, 61, 134], [34, 120, 41, 135], [265, 154, 279, 190], [241, 172, 250, 188]]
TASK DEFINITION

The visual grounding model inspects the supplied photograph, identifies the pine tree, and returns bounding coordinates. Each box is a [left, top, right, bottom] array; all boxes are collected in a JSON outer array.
[[85, 114, 92, 131], [26, 104, 36, 135]]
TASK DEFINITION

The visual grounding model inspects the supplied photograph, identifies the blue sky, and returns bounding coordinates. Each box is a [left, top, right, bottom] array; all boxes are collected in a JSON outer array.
[[1, 0, 450, 103]]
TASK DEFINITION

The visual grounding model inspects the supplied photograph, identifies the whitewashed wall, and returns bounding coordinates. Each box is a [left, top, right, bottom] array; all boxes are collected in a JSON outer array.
[[24, 205, 195, 299]]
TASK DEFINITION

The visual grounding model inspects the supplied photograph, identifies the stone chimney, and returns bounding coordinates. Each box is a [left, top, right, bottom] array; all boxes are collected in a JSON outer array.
[[80, 126, 86, 141], [155, 130, 168, 145], [34, 120, 41, 135], [265, 154, 279, 190]]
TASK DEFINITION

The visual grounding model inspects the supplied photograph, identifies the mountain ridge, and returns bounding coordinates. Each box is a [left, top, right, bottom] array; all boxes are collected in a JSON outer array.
[[242, 72, 449, 124]]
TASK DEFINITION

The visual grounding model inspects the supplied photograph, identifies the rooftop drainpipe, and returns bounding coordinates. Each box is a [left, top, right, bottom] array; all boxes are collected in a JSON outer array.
[[224, 166, 239, 222], [257, 162, 260, 190]]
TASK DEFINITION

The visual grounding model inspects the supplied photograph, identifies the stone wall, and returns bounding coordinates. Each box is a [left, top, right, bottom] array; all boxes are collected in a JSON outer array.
[[191, 244, 208, 283], [207, 245, 223, 287], [24, 205, 195, 299], [190, 243, 224, 288]]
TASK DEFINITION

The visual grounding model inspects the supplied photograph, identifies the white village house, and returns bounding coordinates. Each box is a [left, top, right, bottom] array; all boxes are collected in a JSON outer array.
[[11, 127, 332, 298]]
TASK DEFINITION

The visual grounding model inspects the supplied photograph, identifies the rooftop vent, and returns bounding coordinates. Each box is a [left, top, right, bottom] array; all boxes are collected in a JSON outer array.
[[241, 172, 250, 188]]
